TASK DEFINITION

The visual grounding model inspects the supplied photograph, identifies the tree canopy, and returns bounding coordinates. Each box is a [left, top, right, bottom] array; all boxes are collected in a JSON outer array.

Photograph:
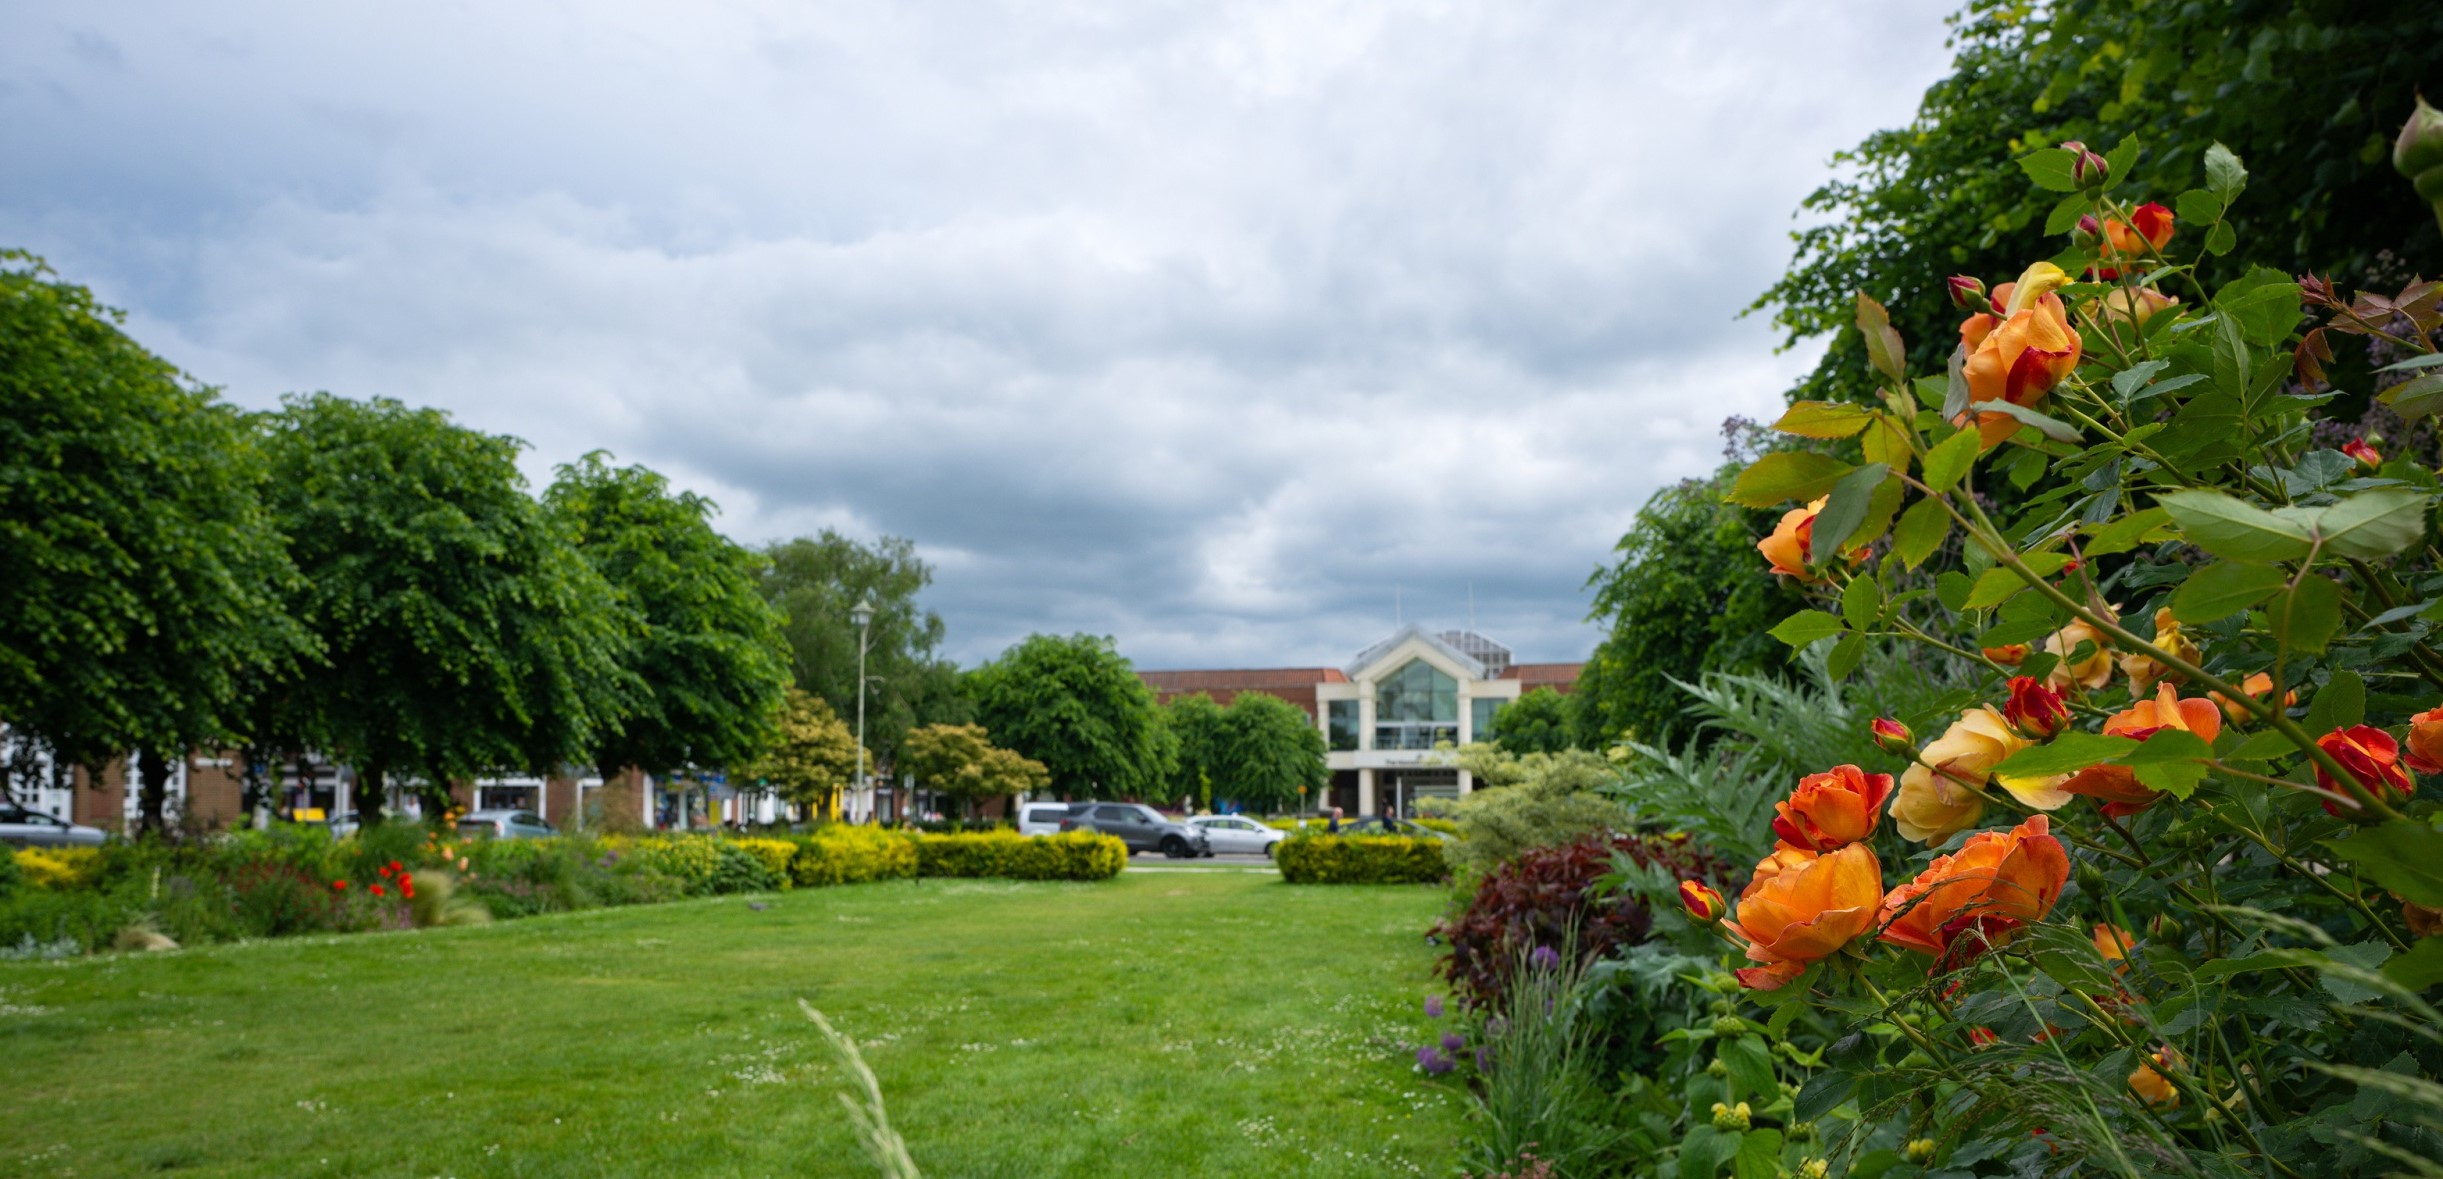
[[742, 687, 863, 817], [546, 453, 790, 781], [964, 634, 1173, 800], [254, 394, 633, 820], [899, 723, 1049, 817], [1485, 686, 1579, 754], [758, 531, 968, 766], [1161, 691, 1327, 813], [0, 253, 312, 828], [1755, 0, 2443, 411]]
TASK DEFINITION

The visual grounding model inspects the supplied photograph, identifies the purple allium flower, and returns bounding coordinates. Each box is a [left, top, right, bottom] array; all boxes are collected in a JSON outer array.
[[1475, 1047, 1490, 1072], [1424, 995, 1444, 1019], [1416, 1045, 1454, 1075], [1530, 944, 1561, 971], [1441, 1031, 1466, 1054]]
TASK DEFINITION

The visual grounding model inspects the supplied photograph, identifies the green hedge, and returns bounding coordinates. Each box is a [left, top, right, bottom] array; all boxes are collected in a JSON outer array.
[[1276, 834, 1447, 884], [913, 831, 1126, 881], [788, 825, 919, 888]]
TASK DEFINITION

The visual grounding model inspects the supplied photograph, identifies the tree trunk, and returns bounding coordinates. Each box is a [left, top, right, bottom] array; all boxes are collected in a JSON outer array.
[[136, 747, 172, 838], [353, 764, 386, 827]]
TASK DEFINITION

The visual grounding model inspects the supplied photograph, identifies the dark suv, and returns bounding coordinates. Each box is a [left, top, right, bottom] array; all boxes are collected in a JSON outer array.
[[1060, 803, 1212, 858]]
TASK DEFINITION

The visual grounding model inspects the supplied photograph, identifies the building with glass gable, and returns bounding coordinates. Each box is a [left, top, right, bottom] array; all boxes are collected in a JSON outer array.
[[1138, 625, 1581, 818]]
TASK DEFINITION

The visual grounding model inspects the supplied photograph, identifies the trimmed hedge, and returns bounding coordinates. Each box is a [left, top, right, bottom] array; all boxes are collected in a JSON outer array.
[[914, 830, 1126, 881], [1276, 834, 1447, 884], [731, 837, 799, 887], [788, 825, 918, 888]]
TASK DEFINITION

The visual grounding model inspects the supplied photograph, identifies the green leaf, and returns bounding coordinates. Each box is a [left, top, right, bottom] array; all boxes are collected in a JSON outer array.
[[2223, 728, 2301, 762], [1678, 1127, 1731, 1179], [1921, 427, 1981, 494], [2377, 353, 2443, 374], [1808, 463, 1889, 565], [2174, 188, 2223, 226], [2211, 312, 2253, 397], [2157, 489, 2314, 563], [1977, 399, 2081, 443], [2134, 759, 2209, 799], [2103, 134, 2140, 188], [1856, 292, 1907, 384], [2322, 941, 2394, 1005], [1827, 631, 1868, 680], [1941, 343, 1971, 421], [1727, 452, 1853, 508], [1892, 497, 1950, 569], [2205, 221, 2237, 256], [2312, 489, 2432, 560], [1769, 610, 1845, 650], [1935, 570, 1974, 612], [1733, 1129, 1785, 1179], [2018, 147, 2080, 193], [2043, 191, 2090, 235], [2120, 729, 2215, 766], [1773, 400, 1873, 439], [2085, 506, 2172, 556], [1962, 566, 2029, 611], [1840, 574, 1882, 632], [2382, 372, 2443, 422], [2271, 575, 2345, 655], [1722, 1035, 1778, 1102], [2204, 142, 2248, 205], [2306, 668, 2366, 733], [1911, 373, 1948, 410], [2381, 936, 2443, 991], [1792, 1069, 1856, 1123], [2326, 821, 2443, 907], [2172, 562, 2289, 622], [1991, 731, 2141, 778], [2216, 266, 2304, 345]]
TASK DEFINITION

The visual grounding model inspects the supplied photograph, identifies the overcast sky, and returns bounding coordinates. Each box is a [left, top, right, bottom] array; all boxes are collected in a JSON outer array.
[[1, 1, 1961, 670]]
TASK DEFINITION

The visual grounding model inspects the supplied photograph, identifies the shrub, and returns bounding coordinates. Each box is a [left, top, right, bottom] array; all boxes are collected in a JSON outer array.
[[0, 846, 20, 898], [913, 831, 1126, 881], [731, 837, 799, 888], [1276, 834, 1446, 885], [705, 840, 781, 894], [229, 860, 344, 938], [16, 846, 103, 890], [911, 819, 1011, 835], [1435, 832, 1728, 1011], [0, 884, 144, 953], [789, 826, 918, 888], [1440, 746, 1633, 881], [618, 837, 724, 895]]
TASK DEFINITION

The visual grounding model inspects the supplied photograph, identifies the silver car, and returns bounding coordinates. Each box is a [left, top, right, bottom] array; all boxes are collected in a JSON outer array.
[[1185, 815, 1287, 857], [0, 801, 107, 847], [456, 809, 556, 839]]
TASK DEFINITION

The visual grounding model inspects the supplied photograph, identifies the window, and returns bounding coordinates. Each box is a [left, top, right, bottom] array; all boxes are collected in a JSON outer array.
[[1374, 660, 1460, 750], [1327, 700, 1359, 751], [1095, 805, 1138, 822], [1470, 697, 1503, 742]]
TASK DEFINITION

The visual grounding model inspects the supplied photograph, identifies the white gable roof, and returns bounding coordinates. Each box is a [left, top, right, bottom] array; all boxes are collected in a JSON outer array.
[[1346, 624, 1488, 681]]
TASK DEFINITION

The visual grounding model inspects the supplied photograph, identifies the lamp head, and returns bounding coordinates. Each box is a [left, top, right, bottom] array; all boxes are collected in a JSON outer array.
[[850, 593, 877, 630]]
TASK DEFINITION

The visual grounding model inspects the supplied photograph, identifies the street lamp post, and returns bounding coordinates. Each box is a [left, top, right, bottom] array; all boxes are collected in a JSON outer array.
[[851, 593, 876, 824]]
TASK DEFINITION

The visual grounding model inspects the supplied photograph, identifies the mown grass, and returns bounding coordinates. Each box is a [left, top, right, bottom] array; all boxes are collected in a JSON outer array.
[[0, 868, 1462, 1178]]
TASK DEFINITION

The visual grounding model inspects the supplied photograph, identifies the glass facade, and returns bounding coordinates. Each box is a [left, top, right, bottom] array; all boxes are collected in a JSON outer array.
[[1327, 700, 1360, 752], [1375, 659, 1459, 750], [1470, 696, 1503, 742]]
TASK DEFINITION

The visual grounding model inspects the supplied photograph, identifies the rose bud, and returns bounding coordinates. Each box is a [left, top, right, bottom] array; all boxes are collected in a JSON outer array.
[[1982, 643, 2029, 667], [2064, 140, 2109, 190], [2396, 94, 2443, 232], [2342, 438, 2382, 470], [1870, 717, 1915, 755], [1945, 275, 1988, 310], [1679, 880, 1727, 923], [2004, 676, 2071, 739]]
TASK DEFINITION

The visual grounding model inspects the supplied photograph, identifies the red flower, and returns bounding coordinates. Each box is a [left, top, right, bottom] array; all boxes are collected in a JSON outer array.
[[378, 864, 395, 878], [332, 880, 348, 891], [1679, 880, 1726, 922], [370, 884, 386, 897], [2314, 726, 2413, 815], [1869, 717, 1915, 756], [2002, 677, 2070, 740], [2342, 438, 2382, 469], [387, 860, 403, 875]]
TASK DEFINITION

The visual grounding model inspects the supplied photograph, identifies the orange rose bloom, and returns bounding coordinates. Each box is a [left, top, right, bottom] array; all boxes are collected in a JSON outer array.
[[2314, 725, 2413, 816], [2404, 706, 2443, 775], [2093, 923, 2136, 970], [1758, 497, 1826, 582], [1877, 815, 2071, 968], [1729, 843, 1884, 990], [2212, 672, 2295, 725], [1982, 643, 2030, 666], [1772, 764, 1894, 853], [1744, 846, 1819, 897], [1959, 262, 2083, 449], [2044, 616, 2116, 692], [2129, 1050, 2182, 1109], [2082, 285, 2179, 333], [2119, 608, 2198, 696], [2060, 683, 2223, 816], [1889, 706, 2071, 842], [2102, 203, 2175, 257]]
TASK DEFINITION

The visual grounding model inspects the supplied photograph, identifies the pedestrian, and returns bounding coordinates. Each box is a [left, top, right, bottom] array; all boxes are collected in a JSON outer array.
[[1327, 806, 1342, 834]]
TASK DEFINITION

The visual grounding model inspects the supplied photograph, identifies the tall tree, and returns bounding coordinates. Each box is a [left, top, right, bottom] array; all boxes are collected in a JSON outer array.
[[1754, 0, 2443, 411], [899, 723, 1049, 818], [1159, 693, 1229, 808], [1486, 686, 1580, 755], [742, 687, 863, 818], [0, 252, 313, 833], [545, 453, 791, 781], [758, 531, 968, 767], [1213, 692, 1327, 814], [964, 634, 1173, 799], [255, 394, 633, 823], [1576, 463, 1802, 748]]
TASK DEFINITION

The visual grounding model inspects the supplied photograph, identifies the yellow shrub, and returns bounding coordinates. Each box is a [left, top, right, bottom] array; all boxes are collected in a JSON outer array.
[[731, 838, 799, 889], [16, 846, 103, 890]]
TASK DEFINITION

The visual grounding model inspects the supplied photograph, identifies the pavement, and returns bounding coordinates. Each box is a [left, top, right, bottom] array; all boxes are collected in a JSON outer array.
[[1124, 851, 1278, 871]]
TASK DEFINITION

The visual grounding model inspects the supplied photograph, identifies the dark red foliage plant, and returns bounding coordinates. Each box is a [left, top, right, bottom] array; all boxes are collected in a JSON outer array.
[[1434, 832, 1731, 1010]]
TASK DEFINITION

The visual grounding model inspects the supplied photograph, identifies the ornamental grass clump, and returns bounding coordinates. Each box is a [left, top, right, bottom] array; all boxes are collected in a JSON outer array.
[[1683, 129, 2443, 1175]]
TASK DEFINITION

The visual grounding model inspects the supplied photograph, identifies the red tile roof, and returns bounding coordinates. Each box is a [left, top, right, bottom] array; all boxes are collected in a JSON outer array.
[[1136, 668, 1346, 718]]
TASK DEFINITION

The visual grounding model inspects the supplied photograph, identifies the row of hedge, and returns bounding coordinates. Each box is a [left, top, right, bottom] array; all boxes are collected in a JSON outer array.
[[1275, 834, 1447, 884], [1, 825, 1128, 957], [1257, 815, 1461, 835]]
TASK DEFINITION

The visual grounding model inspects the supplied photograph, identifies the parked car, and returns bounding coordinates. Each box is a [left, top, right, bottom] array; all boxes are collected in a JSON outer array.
[[1015, 802, 1079, 837], [1184, 814, 1288, 857], [1337, 816, 1453, 840], [456, 810, 556, 839], [1059, 803, 1211, 858], [0, 802, 107, 847]]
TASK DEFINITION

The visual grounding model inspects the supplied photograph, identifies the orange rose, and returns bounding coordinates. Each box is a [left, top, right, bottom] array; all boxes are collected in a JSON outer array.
[[2060, 683, 2224, 816], [1982, 643, 2030, 666], [2118, 608, 2198, 695], [2102, 203, 2175, 257], [1959, 262, 2082, 449], [1758, 497, 1826, 582], [1744, 846, 1819, 898], [1890, 705, 2071, 843], [2212, 672, 2294, 725], [2002, 676, 2069, 740], [1728, 843, 1884, 990], [2404, 706, 2443, 775], [1772, 764, 1894, 853], [2129, 1049, 2182, 1109], [2314, 725, 2413, 816], [2093, 923, 2136, 970], [2044, 616, 2116, 692], [2081, 286, 2179, 336], [1877, 815, 2071, 968]]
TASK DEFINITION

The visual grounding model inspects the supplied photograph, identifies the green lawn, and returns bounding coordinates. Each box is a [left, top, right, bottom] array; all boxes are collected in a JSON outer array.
[[0, 868, 1464, 1178]]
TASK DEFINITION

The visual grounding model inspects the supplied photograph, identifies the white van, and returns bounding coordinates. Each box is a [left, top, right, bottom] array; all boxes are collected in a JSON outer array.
[[1016, 802, 1079, 836]]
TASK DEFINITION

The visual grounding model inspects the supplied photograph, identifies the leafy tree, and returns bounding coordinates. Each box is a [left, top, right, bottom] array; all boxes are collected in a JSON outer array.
[[1436, 744, 1629, 881], [1754, 0, 2443, 411], [1485, 686, 1579, 754], [254, 394, 633, 823], [545, 453, 791, 781], [964, 634, 1174, 799], [758, 531, 968, 767], [742, 687, 863, 818], [899, 723, 1049, 818], [1160, 693, 1228, 808], [1576, 462, 1803, 747], [0, 253, 313, 833], [1215, 693, 1327, 813]]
